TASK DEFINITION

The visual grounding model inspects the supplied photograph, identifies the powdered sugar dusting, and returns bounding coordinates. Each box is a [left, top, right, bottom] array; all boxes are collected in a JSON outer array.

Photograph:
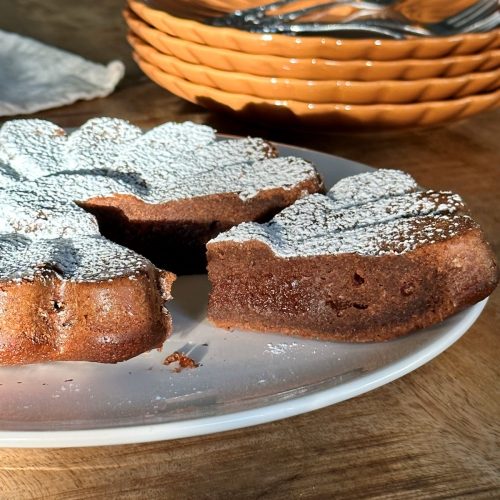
[[0, 141, 8, 164], [0, 166, 17, 188], [0, 143, 19, 187], [211, 170, 475, 258], [0, 235, 151, 282], [0, 119, 67, 180], [0, 117, 319, 282], [64, 117, 142, 171], [113, 121, 217, 174], [328, 168, 418, 207], [264, 342, 300, 355], [0, 118, 317, 205], [0, 188, 98, 238]]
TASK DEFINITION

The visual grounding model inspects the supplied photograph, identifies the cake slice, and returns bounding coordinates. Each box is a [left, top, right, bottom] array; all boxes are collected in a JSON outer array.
[[0, 168, 175, 364], [207, 170, 498, 342], [0, 234, 175, 364]]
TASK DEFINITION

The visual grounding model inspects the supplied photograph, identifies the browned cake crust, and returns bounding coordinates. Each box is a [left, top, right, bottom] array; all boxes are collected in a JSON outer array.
[[207, 229, 498, 342], [81, 177, 324, 275], [0, 268, 175, 365]]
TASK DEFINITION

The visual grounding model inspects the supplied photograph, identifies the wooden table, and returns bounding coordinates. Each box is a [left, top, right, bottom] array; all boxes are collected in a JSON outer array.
[[1, 3, 499, 498]]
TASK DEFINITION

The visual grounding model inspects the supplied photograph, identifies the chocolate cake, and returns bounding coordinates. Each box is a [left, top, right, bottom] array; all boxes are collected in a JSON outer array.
[[207, 170, 498, 342], [0, 117, 323, 364]]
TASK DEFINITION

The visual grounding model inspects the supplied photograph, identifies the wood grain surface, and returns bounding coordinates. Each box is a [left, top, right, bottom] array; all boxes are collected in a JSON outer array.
[[0, 1, 499, 498]]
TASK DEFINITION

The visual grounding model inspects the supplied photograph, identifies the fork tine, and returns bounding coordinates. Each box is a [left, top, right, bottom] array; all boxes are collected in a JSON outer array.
[[211, 0, 298, 25], [462, 10, 500, 32], [275, 1, 382, 22], [276, 2, 341, 22], [284, 22, 406, 38], [240, 0, 299, 15], [444, 0, 486, 23], [445, 0, 497, 26], [224, 0, 297, 19], [454, 0, 498, 28]]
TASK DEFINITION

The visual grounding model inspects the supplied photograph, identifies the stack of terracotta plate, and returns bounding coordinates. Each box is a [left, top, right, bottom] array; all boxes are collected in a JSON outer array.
[[124, 0, 500, 128]]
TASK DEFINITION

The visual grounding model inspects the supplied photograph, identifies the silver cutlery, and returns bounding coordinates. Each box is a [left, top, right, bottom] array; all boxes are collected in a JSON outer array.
[[208, 0, 500, 38]]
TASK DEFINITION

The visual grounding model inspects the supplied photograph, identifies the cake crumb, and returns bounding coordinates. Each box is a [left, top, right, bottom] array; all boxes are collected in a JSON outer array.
[[163, 351, 199, 372]]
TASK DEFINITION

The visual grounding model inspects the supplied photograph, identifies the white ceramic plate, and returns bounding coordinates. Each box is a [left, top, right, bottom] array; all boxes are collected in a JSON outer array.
[[0, 144, 487, 448]]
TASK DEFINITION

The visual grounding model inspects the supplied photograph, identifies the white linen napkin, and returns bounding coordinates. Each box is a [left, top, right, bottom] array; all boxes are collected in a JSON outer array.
[[0, 30, 125, 116]]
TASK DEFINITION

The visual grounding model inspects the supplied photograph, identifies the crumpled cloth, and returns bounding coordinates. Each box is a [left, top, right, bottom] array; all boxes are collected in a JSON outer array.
[[0, 30, 124, 116]]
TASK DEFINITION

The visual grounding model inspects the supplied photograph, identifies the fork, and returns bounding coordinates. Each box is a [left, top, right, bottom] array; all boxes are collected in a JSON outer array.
[[208, 0, 499, 37], [211, 0, 386, 27]]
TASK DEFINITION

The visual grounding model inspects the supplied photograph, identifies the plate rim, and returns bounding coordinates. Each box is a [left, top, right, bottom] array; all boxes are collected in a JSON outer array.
[[0, 300, 487, 448]]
